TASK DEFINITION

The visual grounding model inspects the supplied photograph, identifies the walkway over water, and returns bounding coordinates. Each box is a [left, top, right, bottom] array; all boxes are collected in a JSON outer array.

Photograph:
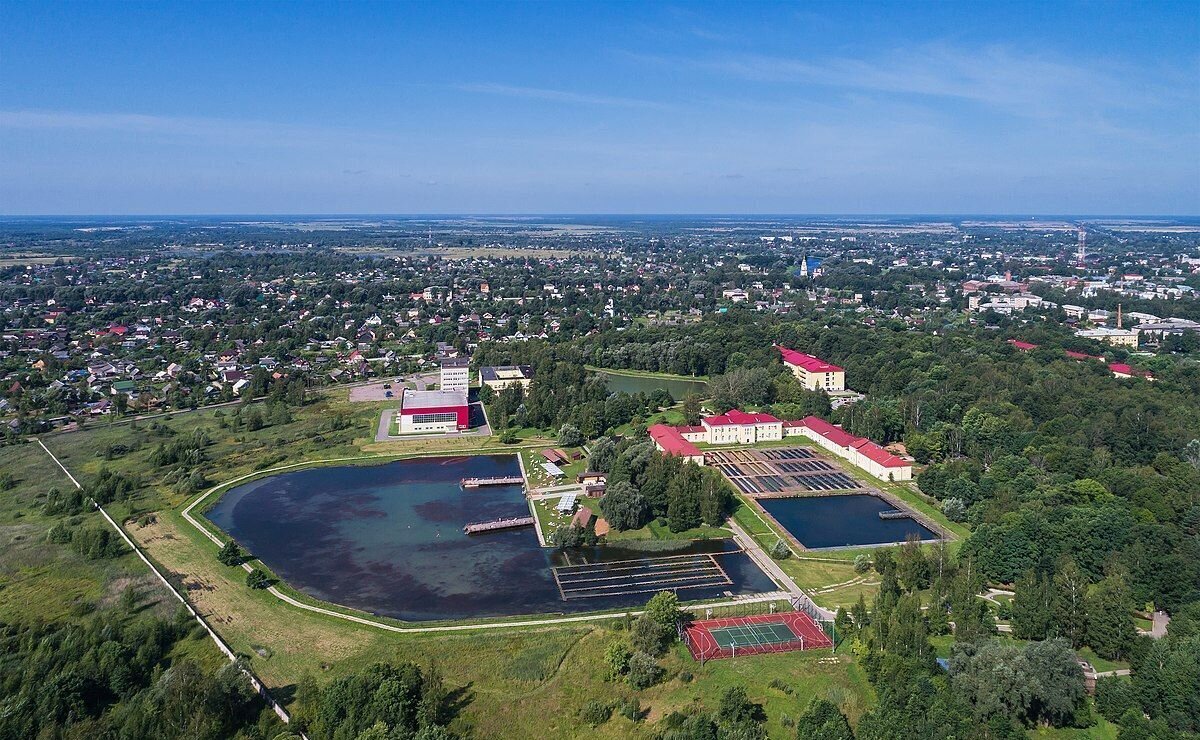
[[463, 515, 536, 534], [462, 476, 524, 488]]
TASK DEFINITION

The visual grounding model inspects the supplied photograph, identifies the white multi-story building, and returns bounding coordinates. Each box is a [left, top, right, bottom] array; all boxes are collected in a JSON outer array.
[[777, 346, 845, 392], [439, 357, 470, 392]]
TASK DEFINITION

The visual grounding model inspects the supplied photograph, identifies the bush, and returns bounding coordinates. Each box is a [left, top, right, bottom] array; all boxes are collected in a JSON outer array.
[[46, 523, 73, 544], [218, 540, 244, 566], [616, 696, 642, 722], [246, 569, 271, 589], [770, 538, 792, 559], [626, 652, 663, 690], [580, 700, 612, 728], [854, 553, 872, 574], [604, 639, 632, 681], [678, 671, 693, 683], [942, 497, 967, 522], [630, 615, 668, 657]]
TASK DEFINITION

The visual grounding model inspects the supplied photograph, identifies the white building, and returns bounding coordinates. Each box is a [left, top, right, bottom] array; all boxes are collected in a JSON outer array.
[[439, 357, 470, 392], [777, 346, 845, 392], [1075, 327, 1139, 347]]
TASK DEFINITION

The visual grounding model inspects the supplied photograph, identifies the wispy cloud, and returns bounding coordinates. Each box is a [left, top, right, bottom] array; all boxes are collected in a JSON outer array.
[[455, 83, 668, 110], [623, 44, 1186, 121]]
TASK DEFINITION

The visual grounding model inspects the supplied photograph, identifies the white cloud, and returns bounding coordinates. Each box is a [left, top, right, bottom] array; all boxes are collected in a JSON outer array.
[[455, 83, 668, 110]]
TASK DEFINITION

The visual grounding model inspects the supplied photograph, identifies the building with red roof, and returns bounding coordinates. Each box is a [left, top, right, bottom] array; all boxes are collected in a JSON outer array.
[[702, 408, 784, 445], [792, 416, 913, 481], [648, 423, 704, 464], [1007, 339, 1039, 351], [1108, 363, 1154, 381], [776, 345, 845, 392]]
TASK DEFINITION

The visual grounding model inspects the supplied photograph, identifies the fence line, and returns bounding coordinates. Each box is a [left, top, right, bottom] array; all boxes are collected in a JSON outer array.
[[35, 439, 305, 736]]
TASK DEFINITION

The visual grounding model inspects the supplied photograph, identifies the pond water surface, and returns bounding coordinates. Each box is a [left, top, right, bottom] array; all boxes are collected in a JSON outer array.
[[207, 455, 775, 621], [595, 369, 708, 399], [757, 494, 937, 549]]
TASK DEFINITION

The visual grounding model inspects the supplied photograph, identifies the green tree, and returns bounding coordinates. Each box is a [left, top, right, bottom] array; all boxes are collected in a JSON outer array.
[[217, 540, 244, 567], [1054, 558, 1089, 648], [1012, 570, 1054, 640], [246, 569, 271, 589], [795, 699, 854, 740], [1086, 572, 1135, 660], [599, 481, 649, 531], [645, 591, 684, 634]]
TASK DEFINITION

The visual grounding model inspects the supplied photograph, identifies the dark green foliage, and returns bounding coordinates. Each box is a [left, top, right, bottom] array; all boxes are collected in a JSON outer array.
[[294, 661, 454, 739], [769, 537, 792, 559], [70, 526, 125, 559], [1086, 572, 1136, 660], [794, 699, 854, 740], [625, 651, 662, 690], [0, 606, 280, 740], [580, 699, 612, 727], [599, 481, 649, 531], [245, 568, 271, 589], [548, 522, 597, 548], [630, 615, 668, 657], [218, 540, 244, 566]]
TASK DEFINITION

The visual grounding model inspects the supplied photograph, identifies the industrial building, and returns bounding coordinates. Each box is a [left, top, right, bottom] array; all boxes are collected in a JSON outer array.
[[397, 358, 470, 434]]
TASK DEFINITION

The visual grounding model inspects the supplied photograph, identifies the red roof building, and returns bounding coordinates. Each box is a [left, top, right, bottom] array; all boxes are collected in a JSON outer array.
[[776, 345, 846, 392], [1007, 339, 1039, 351], [648, 423, 703, 463]]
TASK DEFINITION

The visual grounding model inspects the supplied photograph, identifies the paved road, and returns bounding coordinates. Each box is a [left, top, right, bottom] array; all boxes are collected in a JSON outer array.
[[1150, 610, 1170, 639]]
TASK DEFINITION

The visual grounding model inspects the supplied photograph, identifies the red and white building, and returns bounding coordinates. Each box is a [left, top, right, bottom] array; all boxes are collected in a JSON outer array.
[[647, 409, 913, 482], [398, 388, 469, 433], [776, 346, 845, 392]]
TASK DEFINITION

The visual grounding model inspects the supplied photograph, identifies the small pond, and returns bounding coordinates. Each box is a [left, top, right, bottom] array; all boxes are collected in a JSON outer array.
[[207, 455, 774, 621], [595, 369, 708, 399], [757, 494, 938, 549]]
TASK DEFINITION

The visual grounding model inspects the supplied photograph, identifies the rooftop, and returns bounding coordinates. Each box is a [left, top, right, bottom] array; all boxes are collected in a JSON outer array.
[[400, 388, 468, 410], [776, 345, 844, 373]]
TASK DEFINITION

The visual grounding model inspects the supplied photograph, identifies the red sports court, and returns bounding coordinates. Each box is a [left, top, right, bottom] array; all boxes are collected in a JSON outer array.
[[683, 611, 833, 662]]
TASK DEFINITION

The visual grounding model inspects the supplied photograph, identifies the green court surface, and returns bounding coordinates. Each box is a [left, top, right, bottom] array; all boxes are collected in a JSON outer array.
[[710, 621, 800, 648]]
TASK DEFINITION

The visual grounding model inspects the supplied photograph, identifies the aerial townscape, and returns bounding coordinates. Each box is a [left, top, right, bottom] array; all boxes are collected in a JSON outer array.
[[1, 3, 1198, 740]]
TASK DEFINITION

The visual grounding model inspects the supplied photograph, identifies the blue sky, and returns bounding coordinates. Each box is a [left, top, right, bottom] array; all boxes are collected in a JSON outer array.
[[1, 1, 1197, 215]]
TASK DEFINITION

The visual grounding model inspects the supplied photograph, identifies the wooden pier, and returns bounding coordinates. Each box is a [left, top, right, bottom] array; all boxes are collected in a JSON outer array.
[[463, 516, 535, 534], [461, 476, 524, 489]]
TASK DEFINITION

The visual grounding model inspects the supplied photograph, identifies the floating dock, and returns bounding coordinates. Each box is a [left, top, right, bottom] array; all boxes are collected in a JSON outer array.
[[878, 510, 911, 520], [463, 516, 535, 534], [461, 476, 524, 488]]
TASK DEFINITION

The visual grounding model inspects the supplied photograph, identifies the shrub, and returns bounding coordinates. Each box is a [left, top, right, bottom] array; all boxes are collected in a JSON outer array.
[[678, 671, 693, 683], [246, 569, 271, 589], [626, 652, 663, 690], [853, 553, 872, 574], [218, 540, 244, 566], [604, 639, 632, 681], [46, 523, 73, 544], [616, 696, 642, 722], [770, 538, 792, 559], [580, 700, 612, 728]]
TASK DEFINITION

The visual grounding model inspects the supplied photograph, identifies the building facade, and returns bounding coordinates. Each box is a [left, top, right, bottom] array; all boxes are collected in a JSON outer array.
[[479, 365, 534, 392], [439, 357, 470, 393], [777, 346, 845, 392]]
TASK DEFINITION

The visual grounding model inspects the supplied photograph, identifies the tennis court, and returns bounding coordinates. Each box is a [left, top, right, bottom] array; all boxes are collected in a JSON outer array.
[[710, 621, 799, 649], [684, 611, 833, 662]]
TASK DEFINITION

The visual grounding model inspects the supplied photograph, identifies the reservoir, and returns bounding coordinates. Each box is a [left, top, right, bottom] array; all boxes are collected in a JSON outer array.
[[757, 494, 938, 549], [595, 369, 708, 399], [206, 455, 775, 621]]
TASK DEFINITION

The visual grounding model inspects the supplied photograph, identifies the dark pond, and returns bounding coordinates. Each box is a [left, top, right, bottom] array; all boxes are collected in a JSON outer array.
[[206, 455, 775, 621], [757, 494, 937, 549], [595, 369, 708, 399]]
